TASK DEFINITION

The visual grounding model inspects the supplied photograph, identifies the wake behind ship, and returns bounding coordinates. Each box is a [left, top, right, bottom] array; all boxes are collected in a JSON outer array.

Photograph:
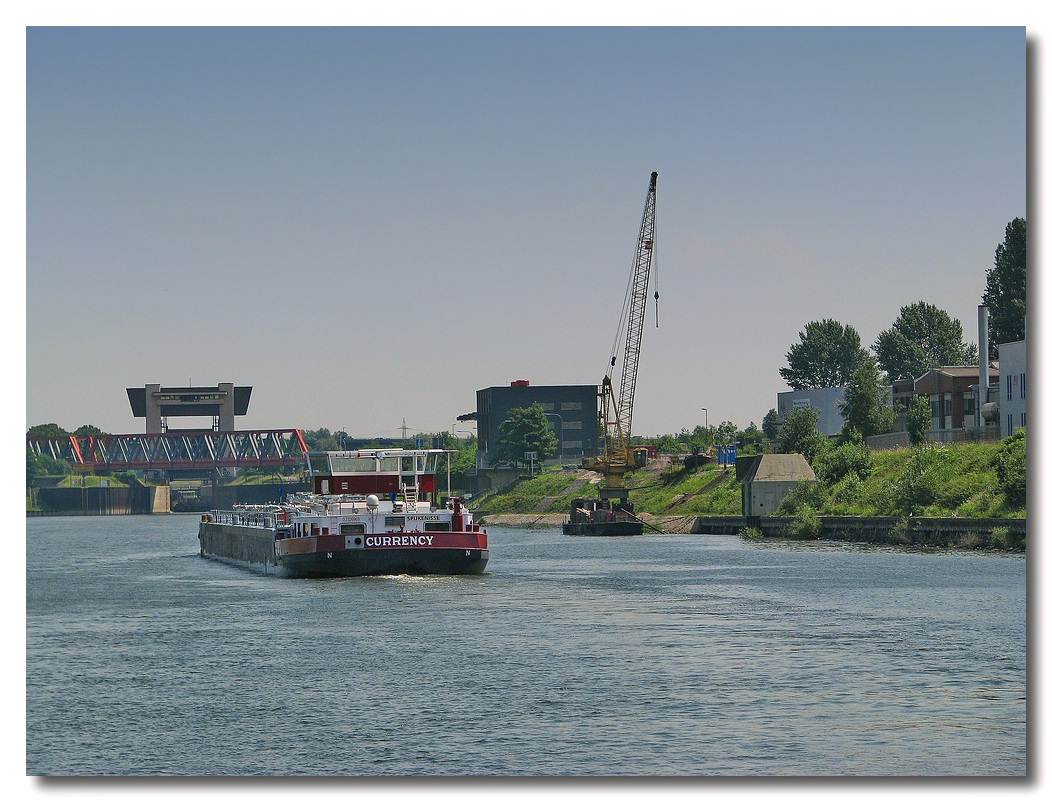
[[198, 448, 488, 577]]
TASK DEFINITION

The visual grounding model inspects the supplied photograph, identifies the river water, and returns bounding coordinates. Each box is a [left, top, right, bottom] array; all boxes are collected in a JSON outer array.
[[25, 514, 1026, 776]]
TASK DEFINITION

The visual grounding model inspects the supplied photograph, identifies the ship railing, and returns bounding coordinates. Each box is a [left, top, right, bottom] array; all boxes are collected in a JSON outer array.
[[210, 508, 277, 528]]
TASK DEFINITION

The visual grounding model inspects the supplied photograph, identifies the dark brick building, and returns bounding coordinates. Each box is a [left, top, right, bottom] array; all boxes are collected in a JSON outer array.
[[467, 380, 599, 469]]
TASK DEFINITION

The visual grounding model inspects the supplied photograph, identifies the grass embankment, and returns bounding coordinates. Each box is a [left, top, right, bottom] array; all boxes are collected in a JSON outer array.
[[806, 441, 1024, 519], [473, 438, 1026, 521], [472, 458, 743, 518]]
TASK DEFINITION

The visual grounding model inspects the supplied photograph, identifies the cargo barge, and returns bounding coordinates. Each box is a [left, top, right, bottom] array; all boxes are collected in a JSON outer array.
[[198, 448, 488, 577], [563, 496, 645, 536]]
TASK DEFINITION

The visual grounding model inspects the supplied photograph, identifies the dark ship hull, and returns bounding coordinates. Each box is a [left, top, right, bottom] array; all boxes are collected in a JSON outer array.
[[562, 520, 644, 536]]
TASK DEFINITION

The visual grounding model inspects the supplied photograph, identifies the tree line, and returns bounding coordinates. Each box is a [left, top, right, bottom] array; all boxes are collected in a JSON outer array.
[[782, 218, 1024, 390], [774, 217, 1025, 443]]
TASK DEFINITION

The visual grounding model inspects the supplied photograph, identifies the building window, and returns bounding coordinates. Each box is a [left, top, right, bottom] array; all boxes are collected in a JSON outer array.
[[1007, 414, 1013, 434], [539, 403, 555, 411], [1021, 373, 1026, 399], [563, 440, 583, 449], [1021, 413, 1026, 427], [1006, 377, 1013, 401], [561, 402, 582, 410], [562, 420, 582, 429]]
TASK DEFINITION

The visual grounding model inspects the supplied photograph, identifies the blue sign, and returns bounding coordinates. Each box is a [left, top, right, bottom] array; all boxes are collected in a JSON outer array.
[[717, 445, 737, 466]]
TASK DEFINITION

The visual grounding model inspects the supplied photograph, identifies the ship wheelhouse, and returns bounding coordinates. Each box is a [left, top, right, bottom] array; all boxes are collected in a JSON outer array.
[[306, 448, 451, 500]]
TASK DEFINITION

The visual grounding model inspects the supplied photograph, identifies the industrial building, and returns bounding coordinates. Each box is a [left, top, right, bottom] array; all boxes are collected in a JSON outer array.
[[126, 383, 252, 433], [775, 386, 851, 437], [463, 380, 600, 473], [997, 337, 1027, 438], [738, 453, 817, 518]]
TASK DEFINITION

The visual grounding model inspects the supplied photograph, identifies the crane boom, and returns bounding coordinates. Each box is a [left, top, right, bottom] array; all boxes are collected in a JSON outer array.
[[585, 171, 658, 492], [611, 170, 658, 455], [569, 171, 659, 534]]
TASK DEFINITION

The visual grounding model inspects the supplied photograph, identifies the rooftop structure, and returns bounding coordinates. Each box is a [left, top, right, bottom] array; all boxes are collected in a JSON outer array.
[[127, 383, 252, 433]]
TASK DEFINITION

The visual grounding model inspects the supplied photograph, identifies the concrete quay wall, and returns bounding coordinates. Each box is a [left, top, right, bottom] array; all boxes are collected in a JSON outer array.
[[32, 485, 170, 516], [479, 513, 1026, 550]]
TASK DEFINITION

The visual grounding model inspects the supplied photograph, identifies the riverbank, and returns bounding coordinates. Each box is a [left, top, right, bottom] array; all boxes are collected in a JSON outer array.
[[477, 512, 1026, 551]]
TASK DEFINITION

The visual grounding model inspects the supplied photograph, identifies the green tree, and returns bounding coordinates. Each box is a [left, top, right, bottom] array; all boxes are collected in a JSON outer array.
[[780, 319, 869, 390], [494, 404, 558, 467], [839, 355, 894, 439], [73, 424, 106, 437], [302, 428, 341, 451], [27, 423, 71, 438], [762, 408, 779, 439], [27, 446, 46, 481], [441, 434, 478, 492], [777, 406, 829, 464], [688, 424, 713, 451], [713, 421, 740, 446], [26, 446, 70, 481], [647, 434, 680, 453], [873, 301, 978, 381], [905, 394, 930, 446], [740, 422, 764, 447], [983, 217, 1026, 357]]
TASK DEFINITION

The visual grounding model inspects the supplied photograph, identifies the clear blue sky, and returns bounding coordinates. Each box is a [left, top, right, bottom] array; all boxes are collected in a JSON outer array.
[[26, 26, 1026, 438]]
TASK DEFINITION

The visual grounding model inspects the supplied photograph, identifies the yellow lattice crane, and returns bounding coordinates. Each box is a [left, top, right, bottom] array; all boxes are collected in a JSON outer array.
[[583, 171, 659, 499]]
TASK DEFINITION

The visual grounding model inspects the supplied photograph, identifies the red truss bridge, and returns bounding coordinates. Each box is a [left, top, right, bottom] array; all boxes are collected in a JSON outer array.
[[27, 429, 308, 471]]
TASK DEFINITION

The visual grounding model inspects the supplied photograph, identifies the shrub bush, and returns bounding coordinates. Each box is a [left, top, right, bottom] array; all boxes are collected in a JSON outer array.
[[815, 442, 873, 485], [787, 505, 820, 539], [994, 428, 1026, 508], [775, 480, 827, 515], [889, 446, 948, 515], [831, 472, 863, 502], [990, 526, 1011, 550]]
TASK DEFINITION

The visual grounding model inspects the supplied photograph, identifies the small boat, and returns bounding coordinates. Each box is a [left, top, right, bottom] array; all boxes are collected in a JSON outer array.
[[199, 448, 488, 577], [562, 496, 645, 536]]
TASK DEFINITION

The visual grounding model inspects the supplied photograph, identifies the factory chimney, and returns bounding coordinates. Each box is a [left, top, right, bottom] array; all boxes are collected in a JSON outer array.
[[977, 305, 990, 428]]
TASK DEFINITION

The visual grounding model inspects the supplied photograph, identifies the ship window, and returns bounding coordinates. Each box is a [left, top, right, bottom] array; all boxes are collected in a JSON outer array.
[[384, 516, 405, 527], [331, 456, 375, 473], [424, 521, 451, 532], [308, 454, 331, 474], [417, 455, 426, 471], [379, 457, 400, 472], [341, 523, 366, 534], [401, 456, 414, 472]]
